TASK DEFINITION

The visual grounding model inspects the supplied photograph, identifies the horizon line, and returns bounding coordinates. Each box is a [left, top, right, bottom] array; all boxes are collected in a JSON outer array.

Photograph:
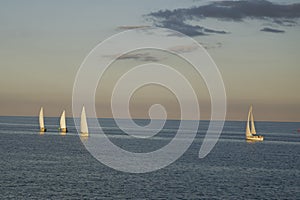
[[0, 115, 299, 123]]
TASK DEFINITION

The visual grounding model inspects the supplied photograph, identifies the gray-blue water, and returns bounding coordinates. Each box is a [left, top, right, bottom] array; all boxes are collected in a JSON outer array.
[[0, 116, 299, 199]]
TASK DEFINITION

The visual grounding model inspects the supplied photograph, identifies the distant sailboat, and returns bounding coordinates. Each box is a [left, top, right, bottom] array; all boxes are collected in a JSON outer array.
[[246, 106, 263, 141], [39, 107, 46, 132], [59, 110, 68, 133], [80, 106, 89, 137]]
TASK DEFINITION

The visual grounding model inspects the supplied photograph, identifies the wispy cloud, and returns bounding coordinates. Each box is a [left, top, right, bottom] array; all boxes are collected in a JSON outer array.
[[104, 52, 164, 62], [168, 45, 199, 54], [272, 19, 297, 27], [260, 27, 285, 33], [150, 17, 228, 37], [156, 18, 206, 36], [168, 42, 222, 52], [118, 25, 151, 30], [119, 53, 162, 62], [147, 0, 300, 36]]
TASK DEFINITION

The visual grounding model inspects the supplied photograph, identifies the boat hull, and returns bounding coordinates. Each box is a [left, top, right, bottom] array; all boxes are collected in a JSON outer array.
[[246, 135, 264, 142], [59, 128, 68, 133], [80, 132, 89, 137], [40, 128, 47, 132]]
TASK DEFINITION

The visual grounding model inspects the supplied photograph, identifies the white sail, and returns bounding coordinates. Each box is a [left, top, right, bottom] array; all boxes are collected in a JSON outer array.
[[80, 106, 88, 134], [250, 108, 256, 135], [39, 107, 45, 129], [60, 110, 67, 129], [39, 107, 46, 132], [245, 106, 252, 137]]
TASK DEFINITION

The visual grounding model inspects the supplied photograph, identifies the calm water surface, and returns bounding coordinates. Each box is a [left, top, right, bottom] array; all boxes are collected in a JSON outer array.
[[0, 116, 299, 199]]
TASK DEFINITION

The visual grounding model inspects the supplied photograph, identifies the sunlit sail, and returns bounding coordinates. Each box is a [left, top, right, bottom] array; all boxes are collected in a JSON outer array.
[[59, 110, 68, 134], [39, 107, 46, 132], [80, 106, 89, 137]]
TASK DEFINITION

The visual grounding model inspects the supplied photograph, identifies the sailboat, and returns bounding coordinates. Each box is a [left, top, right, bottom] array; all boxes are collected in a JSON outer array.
[[246, 105, 263, 141], [59, 110, 68, 133], [39, 107, 46, 132], [80, 106, 89, 137]]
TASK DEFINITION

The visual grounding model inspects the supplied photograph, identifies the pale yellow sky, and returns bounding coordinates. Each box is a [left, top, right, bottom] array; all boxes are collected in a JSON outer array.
[[0, 1, 299, 122]]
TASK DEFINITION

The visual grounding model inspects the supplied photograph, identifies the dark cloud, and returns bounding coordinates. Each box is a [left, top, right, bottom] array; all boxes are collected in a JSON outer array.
[[103, 52, 163, 62], [156, 18, 206, 36], [153, 16, 228, 36], [147, 0, 300, 36], [118, 53, 162, 62], [149, 0, 300, 21], [260, 27, 285, 33], [272, 19, 297, 27], [118, 25, 151, 30], [203, 28, 227, 34]]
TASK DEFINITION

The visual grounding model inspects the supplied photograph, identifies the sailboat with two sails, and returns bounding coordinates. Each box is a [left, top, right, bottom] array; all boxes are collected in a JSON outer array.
[[245, 105, 263, 141]]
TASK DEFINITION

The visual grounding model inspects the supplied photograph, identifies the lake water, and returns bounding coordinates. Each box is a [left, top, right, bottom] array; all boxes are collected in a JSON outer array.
[[0, 116, 299, 199]]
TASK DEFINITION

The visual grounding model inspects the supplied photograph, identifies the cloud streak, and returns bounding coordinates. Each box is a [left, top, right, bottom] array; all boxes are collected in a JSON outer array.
[[260, 27, 285, 33], [118, 25, 151, 30], [152, 18, 228, 36], [147, 0, 300, 36], [103, 52, 164, 62], [118, 53, 162, 62]]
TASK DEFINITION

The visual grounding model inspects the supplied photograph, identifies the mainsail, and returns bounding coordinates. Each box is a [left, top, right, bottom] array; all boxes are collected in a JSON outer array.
[[80, 106, 88, 135], [245, 106, 252, 137], [250, 108, 256, 135], [59, 110, 67, 133], [60, 110, 67, 129], [39, 107, 46, 132]]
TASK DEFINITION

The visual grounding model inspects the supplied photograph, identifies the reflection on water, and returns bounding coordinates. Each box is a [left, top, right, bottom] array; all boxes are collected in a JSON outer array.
[[246, 140, 257, 144], [39, 131, 45, 135], [80, 135, 89, 141], [60, 132, 67, 136]]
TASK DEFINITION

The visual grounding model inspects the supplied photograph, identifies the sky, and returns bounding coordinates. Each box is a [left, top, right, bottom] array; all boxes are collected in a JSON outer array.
[[0, 0, 299, 122]]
